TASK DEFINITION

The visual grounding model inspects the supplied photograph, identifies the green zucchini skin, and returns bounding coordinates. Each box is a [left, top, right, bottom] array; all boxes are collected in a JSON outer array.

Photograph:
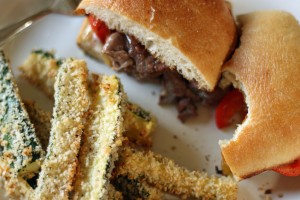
[[35, 59, 90, 200], [72, 74, 125, 200], [0, 51, 44, 177], [19, 50, 156, 148]]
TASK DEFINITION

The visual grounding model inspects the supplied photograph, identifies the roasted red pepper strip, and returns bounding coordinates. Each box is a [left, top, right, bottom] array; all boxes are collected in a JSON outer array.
[[273, 159, 300, 176], [215, 89, 246, 129], [88, 14, 111, 44]]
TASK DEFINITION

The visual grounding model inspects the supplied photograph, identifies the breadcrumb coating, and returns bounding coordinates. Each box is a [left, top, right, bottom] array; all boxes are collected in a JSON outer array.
[[35, 59, 89, 200], [23, 101, 51, 151], [116, 147, 237, 200], [0, 51, 44, 200], [19, 50, 59, 97], [72, 75, 125, 199], [19, 50, 155, 148], [0, 164, 35, 200], [0, 51, 44, 177]]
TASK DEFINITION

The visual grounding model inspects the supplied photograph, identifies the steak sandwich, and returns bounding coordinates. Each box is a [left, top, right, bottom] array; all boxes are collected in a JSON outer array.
[[219, 11, 300, 180], [76, 0, 237, 121]]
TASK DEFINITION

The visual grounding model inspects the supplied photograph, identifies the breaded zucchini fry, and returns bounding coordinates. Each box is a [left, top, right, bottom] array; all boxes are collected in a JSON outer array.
[[0, 173, 35, 200], [0, 51, 45, 200], [116, 147, 237, 200], [19, 50, 156, 148], [35, 59, 89, 200], [72, 75, 125, 199], [124, 101, 156, 148], [0, 51, 44, 177], [107, 184, 123, 200], [23, 101, 51, 151], [19, 50, 59, 97], [111, 174, 163, 200]]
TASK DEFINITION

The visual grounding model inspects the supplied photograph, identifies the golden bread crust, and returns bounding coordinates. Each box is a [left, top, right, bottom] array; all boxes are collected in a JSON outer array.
[[76, 0, 236, 90], [221, 11, 300, 179]]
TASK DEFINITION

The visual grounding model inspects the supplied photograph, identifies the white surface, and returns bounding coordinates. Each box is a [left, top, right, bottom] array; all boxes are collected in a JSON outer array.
[[1, 0, 300, 199]]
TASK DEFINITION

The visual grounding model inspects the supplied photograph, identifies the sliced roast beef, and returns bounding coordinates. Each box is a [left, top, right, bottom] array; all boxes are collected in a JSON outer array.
[[103, 32, 228, 121], [103, 32, 134, 71], [126, 35, 170, 80], [160, 71, 200, 103], [177, 98, 198, 122]]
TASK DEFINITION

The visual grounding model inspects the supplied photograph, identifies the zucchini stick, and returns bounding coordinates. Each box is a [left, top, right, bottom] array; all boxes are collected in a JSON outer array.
[[123, 101, 156, 148], [19, 50, 59, 97], [0, 173, 35, 200], [111, 174, 163, 200], [23, 101, 51, 151], [72, 75, 125, 199], [0, 51, 45, 200], [116, 147, 237, 200], [35, 59, 89, 200], [107, 184, 123, 200], [0, 51, 44, 177]]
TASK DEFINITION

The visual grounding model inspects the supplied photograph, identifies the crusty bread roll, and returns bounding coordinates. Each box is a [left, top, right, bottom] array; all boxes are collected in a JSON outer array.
[[219, 11, 300, 180], [76, 0, 237, 91]]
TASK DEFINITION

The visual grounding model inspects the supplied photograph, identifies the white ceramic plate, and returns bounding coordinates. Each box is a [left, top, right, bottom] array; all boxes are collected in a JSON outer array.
[[1, 0, 300, 199]]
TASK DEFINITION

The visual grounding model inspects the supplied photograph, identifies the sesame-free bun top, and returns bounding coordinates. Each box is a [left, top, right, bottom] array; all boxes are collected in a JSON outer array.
[[76, 0, 236, 91], [219, 11, 300, 179]]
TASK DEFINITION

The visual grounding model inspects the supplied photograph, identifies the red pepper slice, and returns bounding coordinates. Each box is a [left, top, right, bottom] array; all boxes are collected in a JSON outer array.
[[88, 15, 111, 44], [215, 89, 246, 129], [273, 159, 300, 176]]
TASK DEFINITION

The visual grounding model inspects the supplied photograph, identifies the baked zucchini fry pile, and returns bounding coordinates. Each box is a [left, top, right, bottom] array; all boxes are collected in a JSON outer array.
[[20, 71, 162, 199], [19, 50, 156, 148], [35, 59, 90, 199], [72, 74, 163, 199], [0, 51, 44, 199], [0, 51, 237, 199]]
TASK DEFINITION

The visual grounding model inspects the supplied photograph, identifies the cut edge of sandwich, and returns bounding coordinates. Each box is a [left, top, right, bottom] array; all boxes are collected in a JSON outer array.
[[218, 71, 256, 180], [219, 71, 249, 141], [80, 7, 210, 89]]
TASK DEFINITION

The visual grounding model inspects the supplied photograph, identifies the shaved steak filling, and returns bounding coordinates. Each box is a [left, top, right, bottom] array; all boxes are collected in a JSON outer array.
[[103, 32, 228, 121]]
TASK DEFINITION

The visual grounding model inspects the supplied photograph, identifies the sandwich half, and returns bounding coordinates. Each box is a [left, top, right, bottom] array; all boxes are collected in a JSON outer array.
[[219, 11, 300, 180], [76, 0, 237, 121]]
